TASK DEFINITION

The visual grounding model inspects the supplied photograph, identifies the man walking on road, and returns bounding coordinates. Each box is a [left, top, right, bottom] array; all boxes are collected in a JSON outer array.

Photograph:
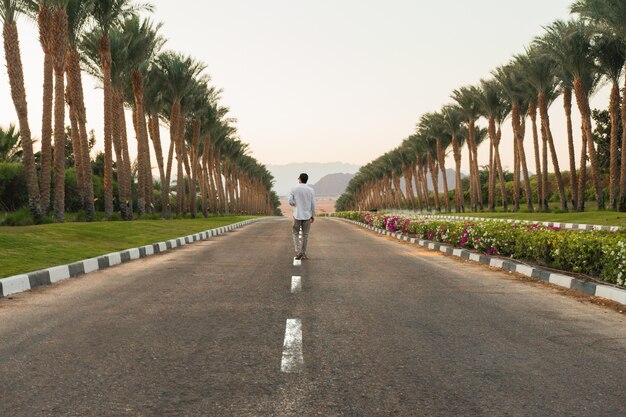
[[289, 173, 316, 260]]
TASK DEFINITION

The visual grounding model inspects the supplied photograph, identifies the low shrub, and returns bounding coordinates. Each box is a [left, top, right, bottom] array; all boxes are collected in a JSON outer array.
[[334, 211, 626, 288]]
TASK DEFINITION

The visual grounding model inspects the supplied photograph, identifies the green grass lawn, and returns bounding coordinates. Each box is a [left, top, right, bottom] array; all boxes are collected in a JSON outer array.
[[390, 201, 626, 227], [421, 210, 626, 227], [0, 215, 258, 278]]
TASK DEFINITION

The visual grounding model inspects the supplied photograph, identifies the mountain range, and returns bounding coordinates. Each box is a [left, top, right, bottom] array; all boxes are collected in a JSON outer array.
[[267, 162, 360, 196]]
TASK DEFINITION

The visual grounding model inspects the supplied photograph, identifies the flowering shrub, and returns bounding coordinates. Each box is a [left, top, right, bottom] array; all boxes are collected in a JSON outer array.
[[333, 211, 626, 288]]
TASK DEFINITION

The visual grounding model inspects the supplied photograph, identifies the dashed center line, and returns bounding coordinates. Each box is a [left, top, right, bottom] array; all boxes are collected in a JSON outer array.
[[291, 276, 302, 293], [281, 319, 304, 373]]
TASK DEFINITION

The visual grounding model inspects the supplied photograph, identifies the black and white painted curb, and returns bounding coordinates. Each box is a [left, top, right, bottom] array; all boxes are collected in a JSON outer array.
[[390, 212, 621, 232], [338, 218, 626, 306], [0, 219, 262, 298]]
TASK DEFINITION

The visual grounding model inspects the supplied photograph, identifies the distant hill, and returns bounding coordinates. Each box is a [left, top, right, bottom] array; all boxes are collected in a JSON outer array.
[[311, 173, 355, 196], [268, 162, 360, 196]]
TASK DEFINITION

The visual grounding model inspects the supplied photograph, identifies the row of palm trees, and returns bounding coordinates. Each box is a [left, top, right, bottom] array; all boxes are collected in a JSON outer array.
[[337, 0, 626, 214], [1, 0, 279, 222]]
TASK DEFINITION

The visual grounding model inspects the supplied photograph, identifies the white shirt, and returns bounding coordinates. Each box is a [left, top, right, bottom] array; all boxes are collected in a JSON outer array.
[[288, 183, 316, 220]]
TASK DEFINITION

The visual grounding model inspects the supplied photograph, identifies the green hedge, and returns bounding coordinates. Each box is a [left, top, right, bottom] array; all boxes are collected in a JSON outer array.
[[333, 211, 626, 288]]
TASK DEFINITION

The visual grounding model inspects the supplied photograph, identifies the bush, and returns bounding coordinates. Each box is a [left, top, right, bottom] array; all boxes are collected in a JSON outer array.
[[333, 211, 626, 288], [1, 207, 34, 226], [0, 163, 27, 211]]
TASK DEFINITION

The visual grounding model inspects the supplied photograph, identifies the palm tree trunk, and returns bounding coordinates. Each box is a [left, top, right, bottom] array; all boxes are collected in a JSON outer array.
[[451, 137, 463, 212], [67, 90, 84, 205], [529, 102, 543, 211], [578, 124, 588, 211], [538, 93, 567, 212], [512, 106, 533, 211], [190, 118, 201, 218], [419, 164, 430, 211], [117, 91, 133, 219], [403, 166, 416, 209], [164, 131, 175, 216], [38, 4, 53, 216], [427, 155, 440, 212], [467, 127, 476, 212], [67, 48, 95, 221], [99, 34, 114, 218], [620, 72, 626, 211], [131, 70, 150, 217], [436, 139, 450, 212], [493, 134, 507, 211], [574, 78, 604, 209], [412, 163, 424, 211], [608, 82, 620, 210], [132, 109, 145, 216], [487, 117, 498, 211], [148, 115, 168, 217], [4, 17, 43, 220], [563, 88, 578, 210], [541, 124, 549, 212], [52, 8, 68, 222], [513, 130, 520, 212], [40, 49, 53, 216]]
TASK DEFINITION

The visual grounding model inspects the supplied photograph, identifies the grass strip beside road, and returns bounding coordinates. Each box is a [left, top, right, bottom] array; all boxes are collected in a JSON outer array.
[[414, 211, 626, 227], [0, 216, 257, 278]]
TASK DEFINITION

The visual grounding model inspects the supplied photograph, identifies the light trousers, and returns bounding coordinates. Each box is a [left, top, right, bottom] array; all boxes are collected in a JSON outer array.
[[292, 218, 312, 255]]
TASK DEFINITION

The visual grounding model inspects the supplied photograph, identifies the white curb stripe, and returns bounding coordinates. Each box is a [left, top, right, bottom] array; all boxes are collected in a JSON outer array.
[[548, 274, 573, 289], [83, 258, 99, 273], [281, 319, 304, 373], [1, 275, 31, 296], [48, 265, 70, 283], [595, 285, 626, 305], [291, 276, 302, 293], [107, 252, 122, 266], [128, 248, 140, 260], [515, 265, 534, 277]]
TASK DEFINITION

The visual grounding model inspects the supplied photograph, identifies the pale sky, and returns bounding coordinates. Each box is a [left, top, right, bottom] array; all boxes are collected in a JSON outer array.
[[0, 0, 611, 174]]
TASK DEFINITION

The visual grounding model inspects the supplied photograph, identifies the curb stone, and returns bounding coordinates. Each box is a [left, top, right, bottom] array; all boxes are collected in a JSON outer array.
[[339, 218, 626, 306], [0, 219, 261, 298]]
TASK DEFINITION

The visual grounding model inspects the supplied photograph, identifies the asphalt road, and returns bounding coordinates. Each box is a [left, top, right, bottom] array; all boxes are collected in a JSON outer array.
[[0, 217, 625, 416]]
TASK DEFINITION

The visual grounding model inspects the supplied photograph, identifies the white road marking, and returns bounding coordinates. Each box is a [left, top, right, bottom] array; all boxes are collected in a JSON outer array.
[[293, 258, 301, 266], [281, 319, 304, 373], [291, 276, 302, 293]]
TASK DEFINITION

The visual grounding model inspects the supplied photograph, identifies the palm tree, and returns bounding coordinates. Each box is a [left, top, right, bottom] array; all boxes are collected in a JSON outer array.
[[1, 0, 42, 220], [90, 0, 152, 218], [50, 2, 69, 221], [441, 105, 466, 212], [22, 1, 54, 214], [153, 51, 206, 215], [0, 124, 22, 162], [538, 19, 604, 210], [82, 25, 133, 219], [452, 86, 483, 212], [593, 33, 625, 209], [492, 64, 535, 211], [515, 47, 566, 212], [418, 113, 451, 212], [143, 63, 170, 216], [477, 79, 510, 211], [121, 16, 164, 216], [572, 0, 626, 210], [65, 0, 95, 220]]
